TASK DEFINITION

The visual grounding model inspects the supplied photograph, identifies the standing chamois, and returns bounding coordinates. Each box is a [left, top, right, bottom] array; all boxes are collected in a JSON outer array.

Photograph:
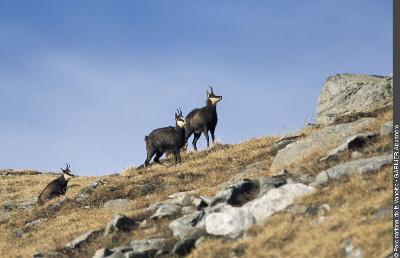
[[37, 164, 75, 205], [144, 109, 186, 166], [185, 86, 223, 150]]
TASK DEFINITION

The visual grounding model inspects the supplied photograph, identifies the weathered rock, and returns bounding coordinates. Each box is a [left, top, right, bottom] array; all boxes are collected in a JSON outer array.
[[66, 229, 103, 249], [182, 206, 197, 215], [172, 229, 207, 256], [199, 196, 214, 206], [105, 251, 125, 258], [270, 118, 377, 174], [211, 179, 258, 207], [130, 238, 167, 257], [312, 154, 392, 187], [257, 176, 287, 197], [104, 214, 138, 235], [25, 218, 48, 228], [381, 121, 393, 137], [273, 132, 305, 151], [244, 183, 316, 223], [205, 205, 255, 238], [77, 179, 106, 202], [104, 199, 133, 212], [320, 132, 376, 162], [93, 248, 112, 258], [16, 198, 37, 209], [168, 192, 193, 206], [110, 246, 134, 253], [169, 211, 205, 240], [150, 203, 181, 219], [317, 74, 392, 125]]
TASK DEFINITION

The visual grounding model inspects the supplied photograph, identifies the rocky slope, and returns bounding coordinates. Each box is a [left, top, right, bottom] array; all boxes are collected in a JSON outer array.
[[0, 74, 393, 258]]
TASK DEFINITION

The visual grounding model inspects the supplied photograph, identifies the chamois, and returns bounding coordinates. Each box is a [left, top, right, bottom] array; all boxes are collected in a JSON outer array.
[[185, 86, 223, 150], [144, 109, 186, 166], [37, 164, 75, 205]]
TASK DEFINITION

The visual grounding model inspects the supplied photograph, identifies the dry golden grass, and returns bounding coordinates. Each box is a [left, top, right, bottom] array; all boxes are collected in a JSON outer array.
[[0, 109, 393, 258]]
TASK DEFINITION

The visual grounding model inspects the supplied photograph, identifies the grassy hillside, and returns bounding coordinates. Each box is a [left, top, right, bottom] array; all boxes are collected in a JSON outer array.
[[0, 109, 392, 258]]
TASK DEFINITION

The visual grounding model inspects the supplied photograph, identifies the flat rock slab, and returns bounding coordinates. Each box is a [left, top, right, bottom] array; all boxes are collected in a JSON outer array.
[[313, 153, 392, 186], [319, 132, 376, 162], [270, 118, 377, 174], [317, 73, 392, 125]]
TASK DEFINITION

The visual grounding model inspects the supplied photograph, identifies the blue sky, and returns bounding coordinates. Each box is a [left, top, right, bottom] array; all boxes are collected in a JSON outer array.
[[0, 1, 392, 175]]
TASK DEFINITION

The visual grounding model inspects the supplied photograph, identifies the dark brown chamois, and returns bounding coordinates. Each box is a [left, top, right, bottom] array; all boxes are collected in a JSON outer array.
[[144, 109, 186, 166], [37, 164, 75, 205], [185, 86, 223, 151]]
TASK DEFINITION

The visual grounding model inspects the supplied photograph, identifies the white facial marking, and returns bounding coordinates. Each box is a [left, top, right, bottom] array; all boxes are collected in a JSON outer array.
[[177, 119, 185, 128], [210, 97, 221, 104], [63, 173, 74, 180]]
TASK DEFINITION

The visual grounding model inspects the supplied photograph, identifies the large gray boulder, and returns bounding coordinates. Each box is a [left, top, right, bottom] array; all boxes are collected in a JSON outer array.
[[243, 183, 315, 223], [205, 205, 255, 238], [317, 74, 392, 125], [270, 118, 376, 174]]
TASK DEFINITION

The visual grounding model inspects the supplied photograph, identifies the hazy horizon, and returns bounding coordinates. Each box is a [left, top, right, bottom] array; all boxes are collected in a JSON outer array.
[[0, 1, 392, 175]]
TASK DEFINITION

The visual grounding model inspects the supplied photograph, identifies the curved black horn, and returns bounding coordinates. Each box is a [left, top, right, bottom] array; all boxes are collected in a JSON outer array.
[[209, 85, 214, 93]]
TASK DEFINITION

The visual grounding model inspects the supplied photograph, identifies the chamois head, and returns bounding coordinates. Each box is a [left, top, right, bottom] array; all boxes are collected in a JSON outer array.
[[175, 108, 186, 128], [61, 163, 75, 180], [207, 86, 223, 105]]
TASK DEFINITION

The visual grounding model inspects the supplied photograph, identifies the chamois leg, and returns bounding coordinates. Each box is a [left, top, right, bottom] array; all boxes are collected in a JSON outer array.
[[203, 128, 210, 148], [144, 149, 156, 167], [173, 148, 181, 164], [210, 127, 216, 143], [153, 151, 163, 163], [184, 128, 193, 150], [192, 132, 201, 151]]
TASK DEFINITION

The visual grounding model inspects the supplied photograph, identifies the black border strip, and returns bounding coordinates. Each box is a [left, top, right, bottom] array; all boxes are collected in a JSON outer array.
[[394, 0, 399, 257]]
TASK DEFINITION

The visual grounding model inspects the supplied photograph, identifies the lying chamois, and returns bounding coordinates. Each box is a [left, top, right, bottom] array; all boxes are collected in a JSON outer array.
[[37, 164, 75, 205], [185, 86, 223, 150], [144, 109, 186, 166]]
